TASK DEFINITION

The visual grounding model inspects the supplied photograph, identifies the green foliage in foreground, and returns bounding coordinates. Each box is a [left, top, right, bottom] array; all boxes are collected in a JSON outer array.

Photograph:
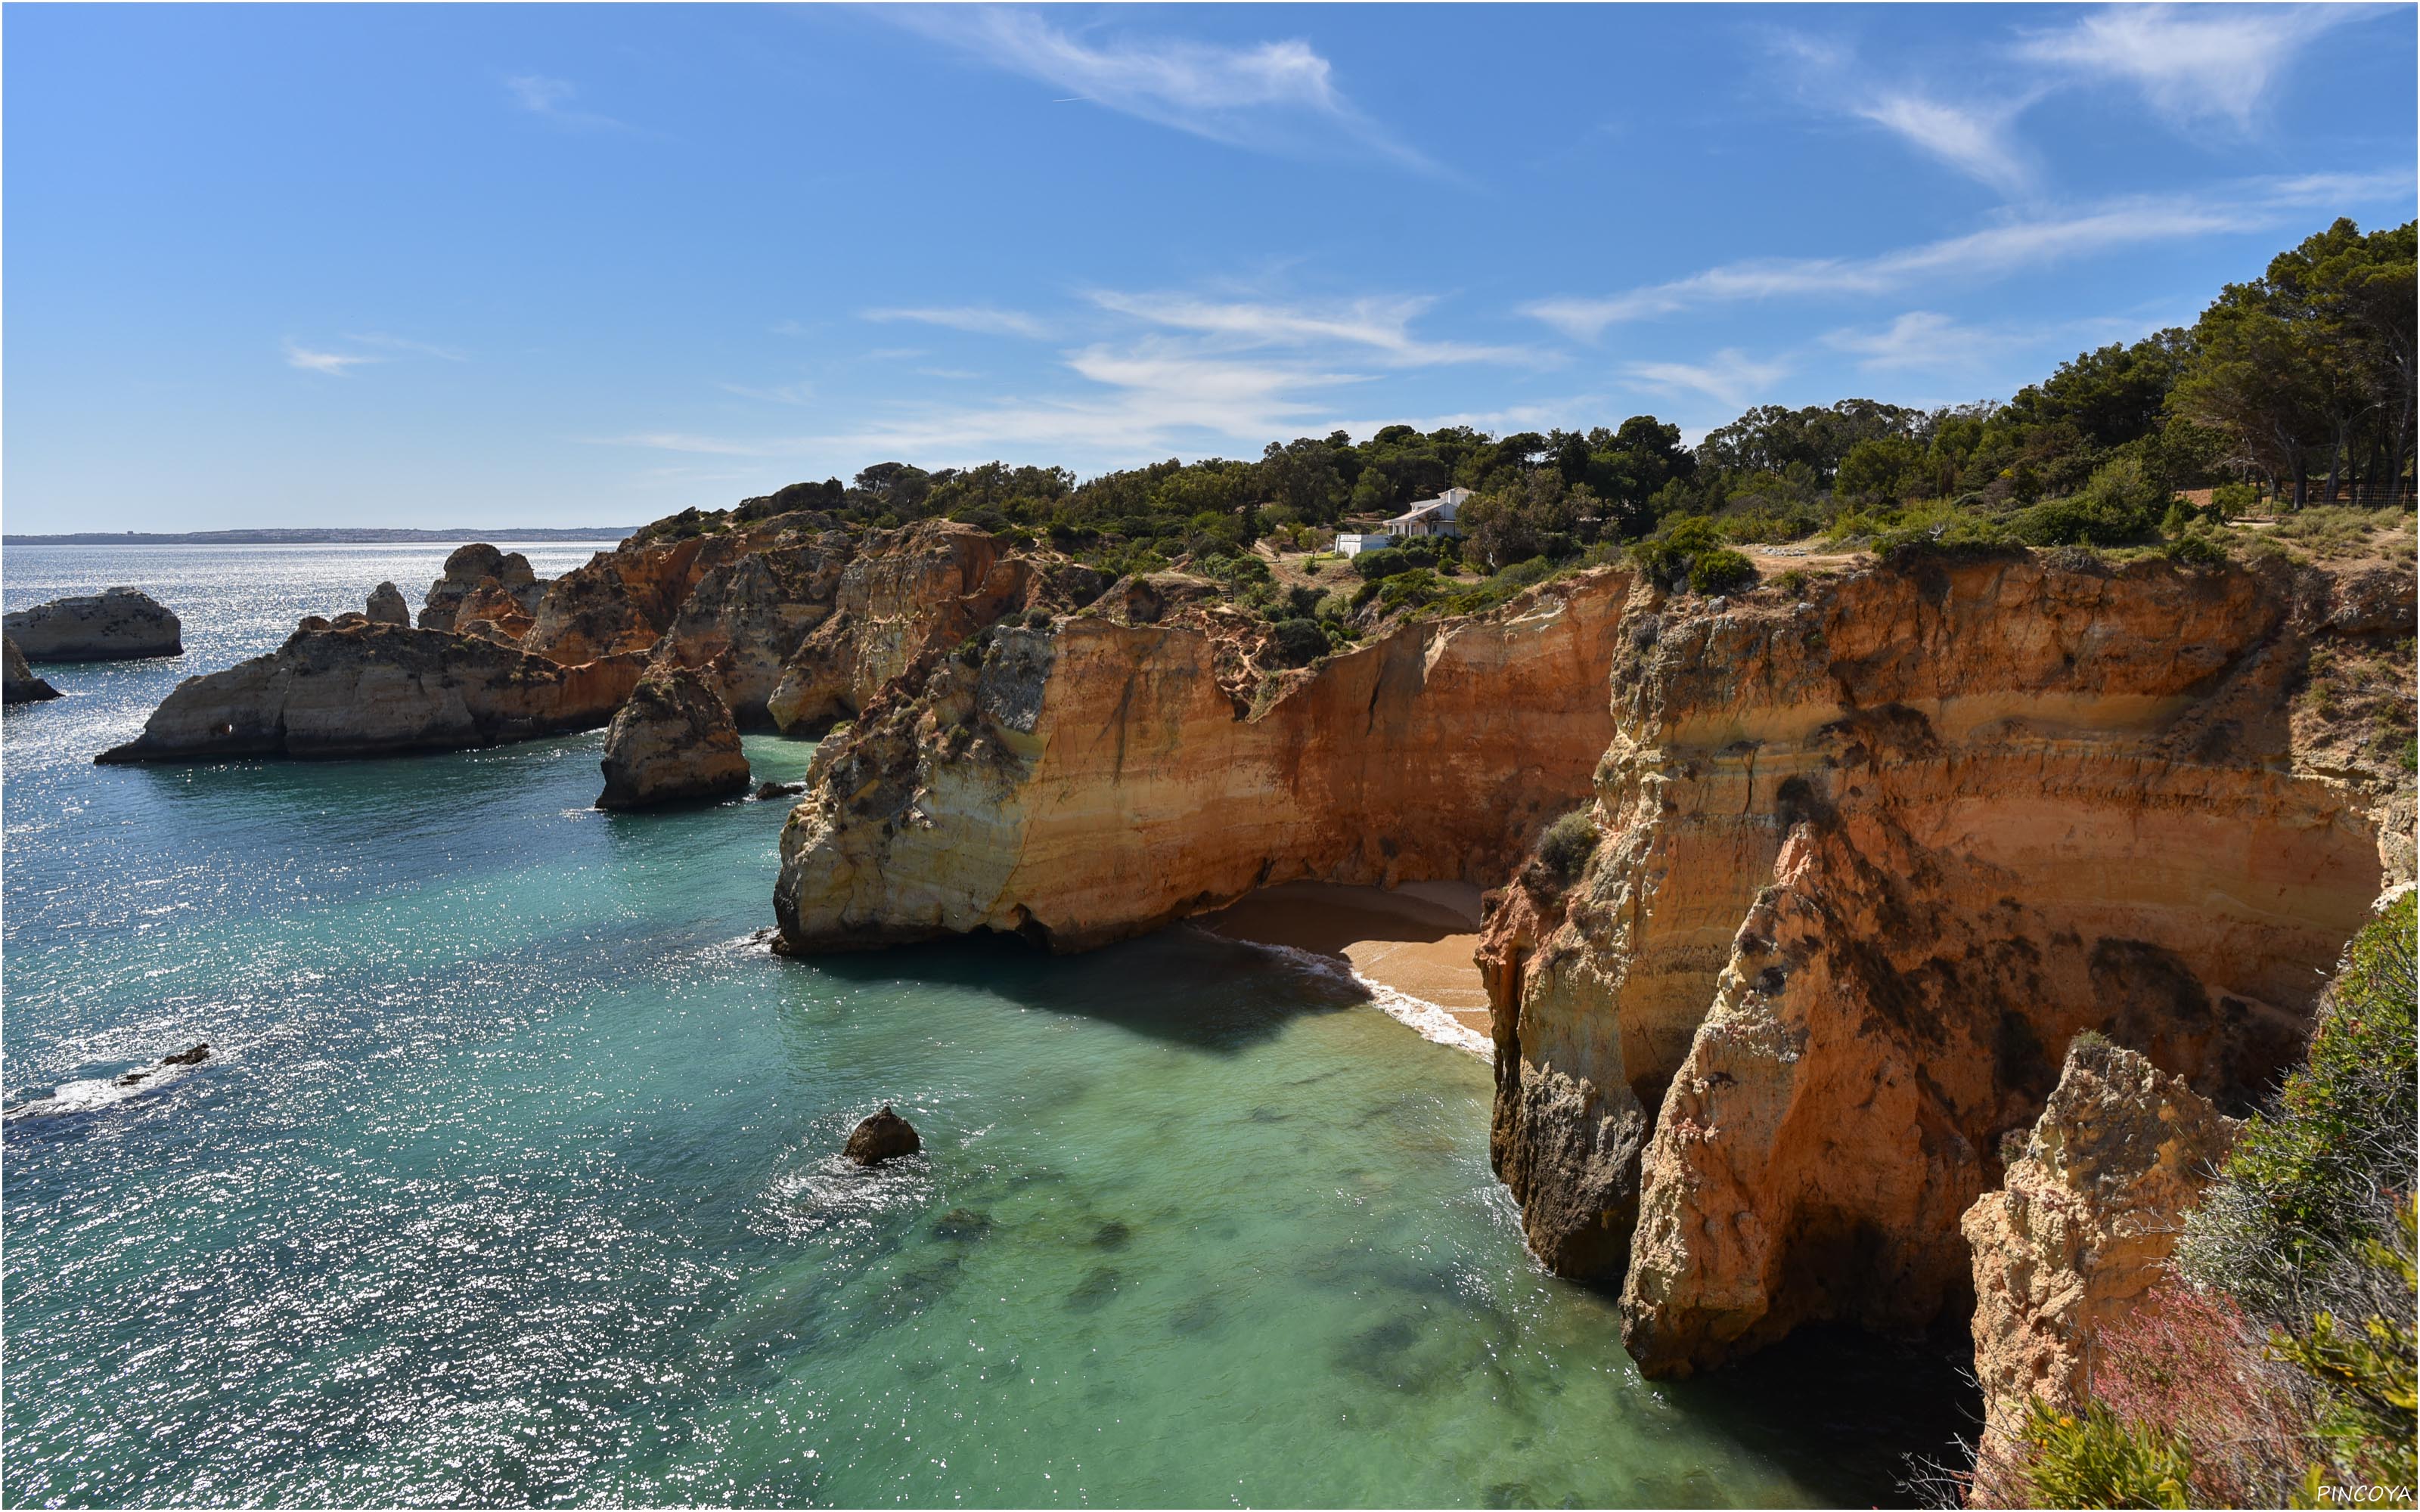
[[2180, 893, 2419, 1312], [2020, 1400, 2194, 1510], [2022, 895, 2420, 1508]]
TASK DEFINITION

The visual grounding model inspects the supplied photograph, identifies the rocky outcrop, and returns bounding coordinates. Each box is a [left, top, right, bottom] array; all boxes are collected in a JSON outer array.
[[4, 634, 61, 703], [653, 541, 852, 724], [419, 545, 540, 633], [762, 523, 1037, 734], [1961, 1036, 2240, 1457], [596, 665, 750, 809], [844, 1106, 921, 1165], [5, 587, 182, 661], [1475, 550, 2404, 1377], [95, 623, 642, 763], [773, 570, 1629, 952], [365, 582, 411, 626]]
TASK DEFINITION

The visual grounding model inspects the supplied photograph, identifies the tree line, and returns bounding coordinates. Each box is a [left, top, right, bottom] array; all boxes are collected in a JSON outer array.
[[715, 217, 2411, 578]]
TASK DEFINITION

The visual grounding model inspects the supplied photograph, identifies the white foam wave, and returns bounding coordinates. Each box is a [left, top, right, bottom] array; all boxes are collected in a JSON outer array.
[[4, 1058, 208, 1122], [1225, 937, 1492, 1061]]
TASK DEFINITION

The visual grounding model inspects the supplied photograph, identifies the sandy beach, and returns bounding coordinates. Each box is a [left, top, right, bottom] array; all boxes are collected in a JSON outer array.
[[1200, 881, 1493, 1040]]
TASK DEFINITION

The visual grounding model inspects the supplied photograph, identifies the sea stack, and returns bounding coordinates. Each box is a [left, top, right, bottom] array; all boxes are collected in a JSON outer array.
[[3, 634, 62, 703], [420, 544, 539, 632], [5, 587, 182, 661], [596, 665, 750, 809], [365, 582, 411, 625], [843, 1106, 921, 1165]]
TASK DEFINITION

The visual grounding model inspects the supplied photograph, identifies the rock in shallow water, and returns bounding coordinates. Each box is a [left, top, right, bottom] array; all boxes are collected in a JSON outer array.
[[595, 665, 750, 810], [843, 1105, 920, 1165], [3, 634, 61, 703], [5, 587, 182, 662]]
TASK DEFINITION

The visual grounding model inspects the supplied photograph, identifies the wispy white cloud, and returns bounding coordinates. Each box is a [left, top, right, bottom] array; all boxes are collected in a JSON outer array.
[[342, 331, 467, 361], [861, 305, 1050, 339], [1522, 172, 2406, 339], [1851, 92, 2037, 196], [718, 380, 818, 406], [284, 342, 380, 376], [2016, 5, 2360, 129], [1090, 290, 1541, 367], [886, 8, 1442, 175], [505, 73, 630, 132], [1820, 308, 2152, 373], [1621, 349, 1790, 410]]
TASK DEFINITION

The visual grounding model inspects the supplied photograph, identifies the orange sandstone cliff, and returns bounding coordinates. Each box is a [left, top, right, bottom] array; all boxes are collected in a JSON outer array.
[[771, 544, 2412, 1380], [773, 569, 1629, 950]]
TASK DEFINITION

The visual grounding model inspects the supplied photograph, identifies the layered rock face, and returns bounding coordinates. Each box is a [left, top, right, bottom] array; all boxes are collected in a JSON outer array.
[[773, 571, 1628, 952], [420, 546, 539, 633], [4, 634, 62, 703], [107, 516, 1072, 767], [597, 665, 751, 809], [96, 623, 644, 762], [760, 524, 1042, 734], [1962, 1036, 2239, 1456], [6, 587, 182, 660], [1481, 550, 2403, 1377]]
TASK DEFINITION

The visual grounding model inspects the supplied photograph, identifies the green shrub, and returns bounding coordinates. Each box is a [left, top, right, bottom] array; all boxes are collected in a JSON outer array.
[[1536, 808, 1599, 882], [1378, 567, 1439, 611], [2178, 894, 2418, 1314], [2163, 528, 2232, 566], [2209, 482, 2260, 519], [1689, 547, 1757, 594], [2019, 1399, 2193, 1510], [1630, 517, 1758, 594], [1269, 618, 1328, 668], [1352, 547, 1413, 581], [2012, 457, 2170, 547]]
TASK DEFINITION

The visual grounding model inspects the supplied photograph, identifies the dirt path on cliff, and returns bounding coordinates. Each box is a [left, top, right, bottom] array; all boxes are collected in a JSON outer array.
[[1200, 881, 1492, 1041]]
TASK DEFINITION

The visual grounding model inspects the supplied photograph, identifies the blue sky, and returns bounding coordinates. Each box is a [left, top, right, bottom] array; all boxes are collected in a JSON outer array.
[[7, 3, 2414, 531]]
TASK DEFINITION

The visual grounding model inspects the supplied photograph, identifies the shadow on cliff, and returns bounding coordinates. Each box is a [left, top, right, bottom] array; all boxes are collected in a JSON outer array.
[[795, 925, 1370, 1055], [1656, 1315, 1984, 1506]]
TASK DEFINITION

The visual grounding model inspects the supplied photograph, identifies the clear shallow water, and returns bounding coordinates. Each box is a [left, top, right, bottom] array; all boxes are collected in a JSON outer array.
[[3, 546, 1967, 1507]]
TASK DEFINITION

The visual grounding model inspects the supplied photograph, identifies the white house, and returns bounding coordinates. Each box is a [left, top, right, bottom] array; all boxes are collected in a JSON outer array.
[[1335, 531, 1392, 557], [1382, 486, 1471, 539]]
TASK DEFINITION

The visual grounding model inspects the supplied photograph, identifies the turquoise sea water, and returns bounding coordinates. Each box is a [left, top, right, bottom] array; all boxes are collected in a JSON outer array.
[[2, 546, 1967, 1507]]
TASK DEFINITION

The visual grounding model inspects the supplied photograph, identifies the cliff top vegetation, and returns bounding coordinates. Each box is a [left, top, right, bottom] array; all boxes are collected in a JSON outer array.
[[636, 218, 2415, 646]]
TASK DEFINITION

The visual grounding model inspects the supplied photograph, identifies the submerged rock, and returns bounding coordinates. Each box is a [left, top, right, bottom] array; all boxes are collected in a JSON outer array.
[[114, 1043, 213, 1086], [595, 665, 750, 810], [3, 634, 61, 703], [843, 1105, 920, 1165], [1962, 1036, 2238, 1456], [365, 581, 411, 626], [5, 587, 182, 661], [752, 779, 806, 801], [95, 622, 643, 764]]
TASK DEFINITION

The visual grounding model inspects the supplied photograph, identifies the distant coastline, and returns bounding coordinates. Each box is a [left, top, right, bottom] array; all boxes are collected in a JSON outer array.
[[4, 527, 635, 546]]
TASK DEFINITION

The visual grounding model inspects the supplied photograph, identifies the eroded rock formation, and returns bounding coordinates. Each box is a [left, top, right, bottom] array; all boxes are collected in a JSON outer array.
[[1481, 550, 2403, 1377], [4, 634, 62, 703], [773, 570, 1628, 952], [420, 545, 538, 633], [365, 582, 411, 626], [6, 587, 182, 660], [96, 623, 643, 763], [597, 665, 750, 809], [1961, 1036, 2239, 1456]]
